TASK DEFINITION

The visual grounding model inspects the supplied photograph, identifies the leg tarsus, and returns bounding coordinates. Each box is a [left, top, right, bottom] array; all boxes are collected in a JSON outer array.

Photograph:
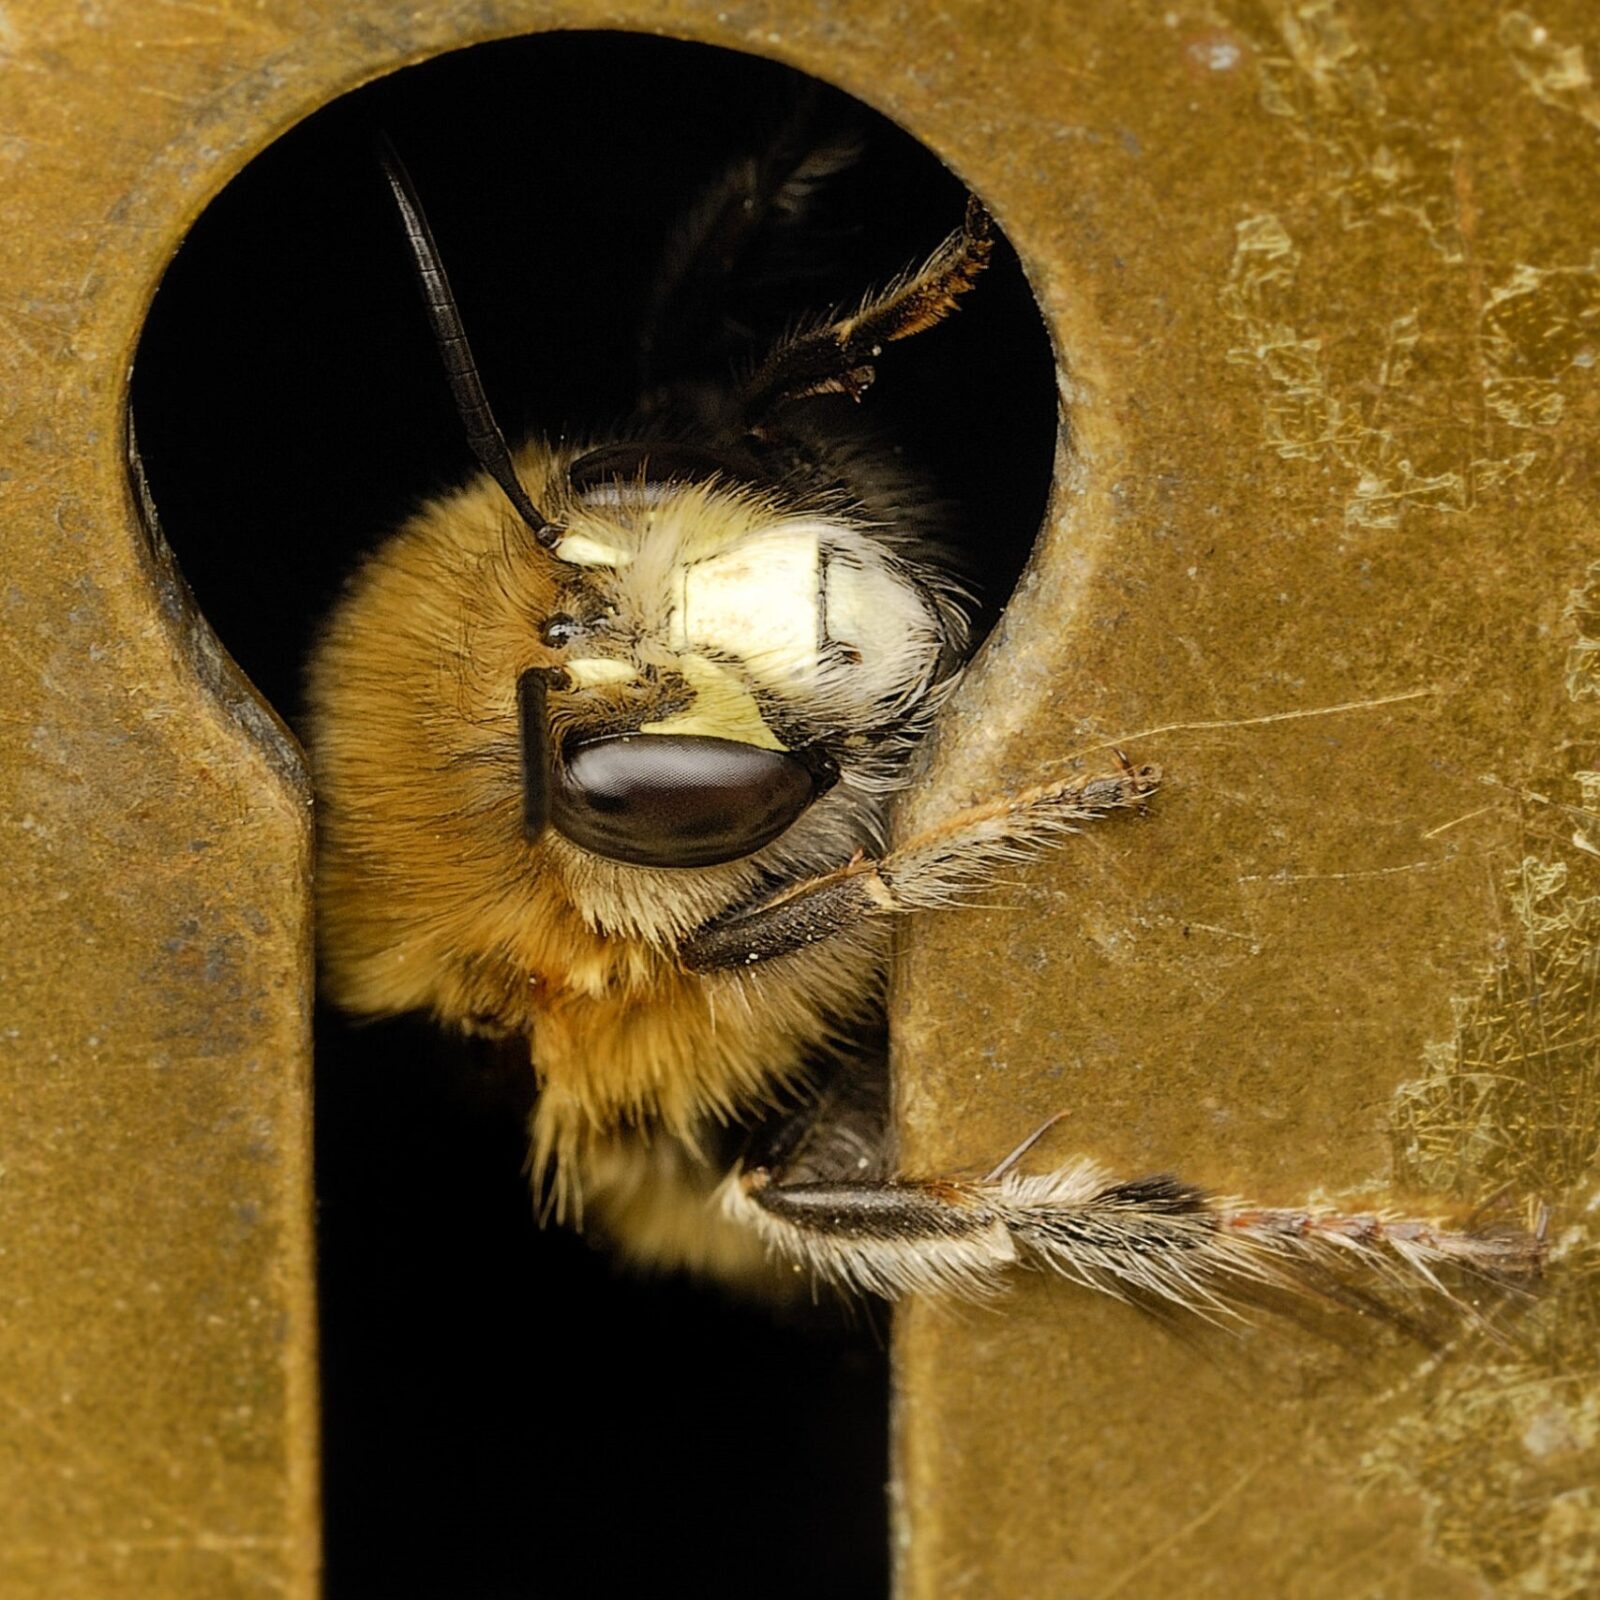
[[742, 196, 994, 434], [680, 760, 1160, 974]]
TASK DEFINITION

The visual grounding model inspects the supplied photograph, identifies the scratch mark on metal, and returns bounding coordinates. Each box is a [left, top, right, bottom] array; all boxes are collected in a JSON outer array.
[[1367, 847, 1600, 1589], [0, 1388, 285, 1589], [1057, 685, 1438, 765], [1564, 562, 1600, 704], [1251, 0, 1465, 257], [0, 1535, 288, 1558], [1090, 1463, 1261, 1600], [1220, 209, 1473, 526], [1451, 770, 1600, 830], [1423, 805, 1500, 840], [1184, 921, 1262, 948], [1481, 260, 1600, 436], [0, 308, 44, 373], [1237, 855, 1490, 887], [1217, 5, 1596, 526], [1362, 555, 1600, 1591], [1221, 207, 1509, 527]]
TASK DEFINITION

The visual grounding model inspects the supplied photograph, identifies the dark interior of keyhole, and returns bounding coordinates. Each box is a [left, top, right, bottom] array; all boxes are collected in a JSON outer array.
[[132, 32, 1057, 1600]]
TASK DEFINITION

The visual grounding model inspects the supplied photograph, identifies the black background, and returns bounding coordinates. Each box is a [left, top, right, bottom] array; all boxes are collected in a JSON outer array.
[[132, 31, 1055, 1599]]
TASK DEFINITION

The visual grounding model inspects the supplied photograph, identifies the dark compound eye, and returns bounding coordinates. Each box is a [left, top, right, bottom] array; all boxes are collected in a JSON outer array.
[[539, 614, 582, 648], [548, 734, 839, 868]]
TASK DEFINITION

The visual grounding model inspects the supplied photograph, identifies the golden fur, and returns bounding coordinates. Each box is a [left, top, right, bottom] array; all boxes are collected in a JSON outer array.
[[308, 444, 895, 1231]]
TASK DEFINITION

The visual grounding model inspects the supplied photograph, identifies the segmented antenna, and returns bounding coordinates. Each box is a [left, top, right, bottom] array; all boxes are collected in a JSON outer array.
[[375, 135, 561, 548]]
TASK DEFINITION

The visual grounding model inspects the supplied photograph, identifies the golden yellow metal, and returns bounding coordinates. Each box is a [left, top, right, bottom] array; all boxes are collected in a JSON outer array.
[[4, 0, 1597, 1594], [889, 3, 1600, 1596], [2, 9, 329, 1600]]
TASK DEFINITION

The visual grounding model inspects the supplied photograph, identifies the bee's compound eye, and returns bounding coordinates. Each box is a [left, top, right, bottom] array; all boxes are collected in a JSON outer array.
[[551, 735, 838, 868]]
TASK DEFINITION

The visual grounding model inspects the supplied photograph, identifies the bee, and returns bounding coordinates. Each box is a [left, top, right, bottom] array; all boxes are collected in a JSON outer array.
[[306, 115, 1540, 1317]]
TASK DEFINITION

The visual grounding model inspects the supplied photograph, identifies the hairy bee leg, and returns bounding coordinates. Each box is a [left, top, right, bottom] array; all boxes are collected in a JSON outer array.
[[722, 1118, 1254, 1308], [742, 196, 993, 433], [638, 87, 858, 393], [576, 1129, 783, 1286], [723, 1163, 1547, 1310], [720, 1052, 1544, 1307], [680, 760, 1160, 973], [1213, 1203, 1546, 1285]]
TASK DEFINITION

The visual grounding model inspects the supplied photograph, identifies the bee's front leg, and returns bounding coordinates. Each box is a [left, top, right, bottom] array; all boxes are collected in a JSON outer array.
[[681, 757, 1160, 973]]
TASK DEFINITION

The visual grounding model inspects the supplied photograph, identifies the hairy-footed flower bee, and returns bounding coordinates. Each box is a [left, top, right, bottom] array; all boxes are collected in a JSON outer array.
[[306, 114, 1541, 1317]]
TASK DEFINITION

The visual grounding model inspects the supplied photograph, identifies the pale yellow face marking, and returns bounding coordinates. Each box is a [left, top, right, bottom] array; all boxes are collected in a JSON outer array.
[[669, 527, 823, 689], [556, 531, 632, 568], [823, 552, 908, 655], [550, 507, 850, 753], [640, 655, 785, 751], [563, 657, 636, 687]]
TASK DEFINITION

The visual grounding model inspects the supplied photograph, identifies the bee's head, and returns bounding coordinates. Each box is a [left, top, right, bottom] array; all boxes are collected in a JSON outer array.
[[515, 443, 966, 870], [364, 146, 967, 882]]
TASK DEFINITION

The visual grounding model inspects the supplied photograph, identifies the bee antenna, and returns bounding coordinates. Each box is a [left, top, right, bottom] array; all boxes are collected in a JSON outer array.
[[374, 133, 562, 548]]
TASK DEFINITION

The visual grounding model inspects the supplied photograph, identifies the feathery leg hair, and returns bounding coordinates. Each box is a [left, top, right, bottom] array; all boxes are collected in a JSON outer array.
[[715, 1052, 1545, 1313], [637, 85, 863, 397], [742, 196, 993, 432], [682, 756, 1162, 972], [724, 1158, 1545, 1313], [632, 86, 990, 432]]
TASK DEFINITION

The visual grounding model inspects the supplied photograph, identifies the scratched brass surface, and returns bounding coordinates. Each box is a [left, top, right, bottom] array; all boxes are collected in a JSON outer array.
[[5, 1, 1598, 1596], [888, 3, 1600, 1598], [0, 5, 333, 1595]]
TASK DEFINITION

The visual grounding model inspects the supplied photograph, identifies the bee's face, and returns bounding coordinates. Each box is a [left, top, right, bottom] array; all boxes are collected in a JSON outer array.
[[509, 452, 965, 869]]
